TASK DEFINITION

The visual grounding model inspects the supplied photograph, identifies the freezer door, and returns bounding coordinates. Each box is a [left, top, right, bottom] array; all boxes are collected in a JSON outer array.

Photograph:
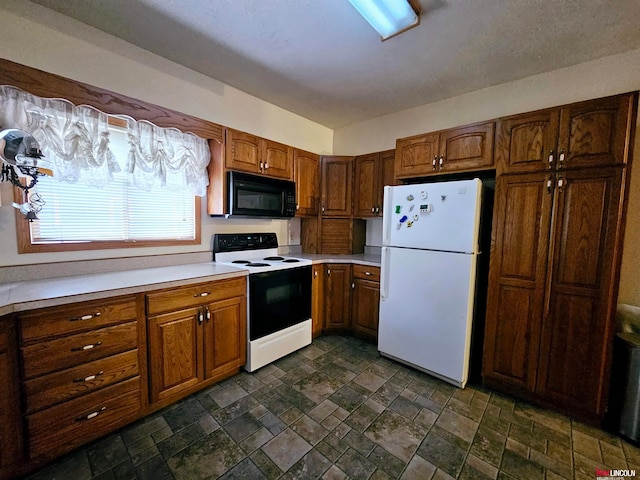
[[378, 246, 477, 387], [382, 179, 481, 253]]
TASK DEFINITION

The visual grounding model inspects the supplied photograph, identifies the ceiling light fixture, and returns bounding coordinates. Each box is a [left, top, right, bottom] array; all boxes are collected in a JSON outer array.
[[348, 0, 420, 41]]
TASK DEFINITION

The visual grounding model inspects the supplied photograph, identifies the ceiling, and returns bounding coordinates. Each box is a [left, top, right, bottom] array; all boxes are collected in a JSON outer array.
[[30, 0, 640, 129]]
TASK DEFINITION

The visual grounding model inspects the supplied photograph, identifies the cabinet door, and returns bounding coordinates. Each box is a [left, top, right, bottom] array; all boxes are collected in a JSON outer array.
[[378, 149, 396, 214], [225, 129, 261, 174], [557, 93, 637, 169], [352, 278, 380, 341], [0, 320, 22, 472], [324, 264, 351, 329], [496, 110, 560, 174], [263, 139, 294, 180], [320, 156, 353, 217], [439, 121, 495, 173], [354, 153, 379, 218], [535, 167, 624, 417], [483, 173, 553, 392], [311, 265, 325, 338], [395, 132, 439, 179], [294, 149, 320, 217], [148, 308, 203, 403], [204, 297, 246, 380]]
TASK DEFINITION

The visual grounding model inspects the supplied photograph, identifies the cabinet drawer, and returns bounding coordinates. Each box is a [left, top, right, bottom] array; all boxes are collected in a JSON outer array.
[[352, 265, 380, 282], [24, 349, 139, 414], [20, 296, 137, 344], [22, 322, 138, 379], [27, 376, 141, 459], [146, 277, 246, 316]]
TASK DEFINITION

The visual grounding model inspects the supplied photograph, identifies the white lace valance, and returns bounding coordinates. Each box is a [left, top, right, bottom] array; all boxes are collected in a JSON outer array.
[[0, 85, 210, 196]]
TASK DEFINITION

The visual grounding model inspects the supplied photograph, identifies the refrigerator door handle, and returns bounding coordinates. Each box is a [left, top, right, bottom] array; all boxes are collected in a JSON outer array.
[[382, 186, 392, 245], [380, 247, 390, 299]]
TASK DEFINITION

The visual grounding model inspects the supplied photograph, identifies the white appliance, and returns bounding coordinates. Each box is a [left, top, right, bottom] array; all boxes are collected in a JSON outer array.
[[213, 233, 312, 372], [378, 178, 483, 388]]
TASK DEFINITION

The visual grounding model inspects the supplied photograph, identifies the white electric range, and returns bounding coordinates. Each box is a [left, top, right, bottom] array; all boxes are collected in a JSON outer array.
[[213, 233, 312, 372]]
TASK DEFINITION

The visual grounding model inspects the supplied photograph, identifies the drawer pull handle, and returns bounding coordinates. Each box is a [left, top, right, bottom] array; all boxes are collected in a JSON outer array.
[[76, 406, 107, 421], [205, 307, 211, 322], [73, 371, 104, 383], [365, 271, 372, 276], [194, 292, 211, 297], [70, 312, 101, 322], [72, 342, 103, 352]]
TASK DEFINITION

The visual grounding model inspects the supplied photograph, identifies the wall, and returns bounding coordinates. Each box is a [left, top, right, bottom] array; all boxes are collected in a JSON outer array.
[[337, 48, 640, 306], [0, 1, 332, 269]]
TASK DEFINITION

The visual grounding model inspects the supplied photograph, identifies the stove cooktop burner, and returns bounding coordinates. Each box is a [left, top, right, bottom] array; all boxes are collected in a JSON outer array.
[[246, 262, 270, 267], [232, 260, 251, 264], [282, 259, 300, 263], [264, 256, 285, 261]]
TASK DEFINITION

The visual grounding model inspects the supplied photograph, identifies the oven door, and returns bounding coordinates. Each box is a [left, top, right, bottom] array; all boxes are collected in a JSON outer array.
[[249, 266, 312, 341]]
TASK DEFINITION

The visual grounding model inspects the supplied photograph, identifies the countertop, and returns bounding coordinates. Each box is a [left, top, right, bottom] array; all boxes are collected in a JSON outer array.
[[0, 254, 381, 316]]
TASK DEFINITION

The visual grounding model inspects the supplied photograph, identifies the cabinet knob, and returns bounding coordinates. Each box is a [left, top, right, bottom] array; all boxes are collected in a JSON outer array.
[[548, 150, 554, 169], [260, 161, 264, 171], [439, 156, 444, 168], [296, 204, 299, 210], [205, 307, 211, 322], [365, 271, 371, 276], [76, 406, 107, 422], [546, 175, 554, 194], [194, 292, 210, 297], [72, 341, 102, 352], [558, 150, 565, 168], [74, 371, 104, 383], [375, 206, 380, 214], [70, 312, 101, 322], [327, 269, 331, 276], [264, 162, 269, 170], [198, 309, 204, 325], [432, 155, 437, 170], [321, 205, 325, 213], [351, 283, 355, 289], [371, 207, 375, 213]]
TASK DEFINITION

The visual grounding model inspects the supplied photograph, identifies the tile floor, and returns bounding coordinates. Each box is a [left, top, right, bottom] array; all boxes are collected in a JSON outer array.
[[27, 335, 640, 480]]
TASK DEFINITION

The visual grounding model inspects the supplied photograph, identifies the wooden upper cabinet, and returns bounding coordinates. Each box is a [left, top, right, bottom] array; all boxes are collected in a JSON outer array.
[[396, 122, 495, 179], [497, 93, 637, 174], [483, 172, 553, 392], [557, 93, 637, 170], [395, 132, 439, 179], [496, 109, 560, 174], [354, 153, 379, 217], [225, 128, 293, 180], [535, 167, 624, 417], [320, 156, 353, 217], [354, 149, 396, 218], [438, 121, 495, 173], [262, 139, 294, 180], [294, 149, 320, 217], [225, 129, 261, 174]]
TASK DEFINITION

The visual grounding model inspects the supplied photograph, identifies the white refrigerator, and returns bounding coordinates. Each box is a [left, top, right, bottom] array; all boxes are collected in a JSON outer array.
[[378, 178, 483, 388]]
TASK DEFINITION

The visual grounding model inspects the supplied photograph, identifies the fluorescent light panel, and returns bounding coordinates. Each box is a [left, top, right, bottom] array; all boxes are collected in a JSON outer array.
[[348, 0, 419, 40]]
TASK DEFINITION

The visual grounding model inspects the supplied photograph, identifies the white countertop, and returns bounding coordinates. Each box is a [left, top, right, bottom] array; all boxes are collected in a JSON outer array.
[[0, 263, 248, 316], [0, 254, 382, 316]]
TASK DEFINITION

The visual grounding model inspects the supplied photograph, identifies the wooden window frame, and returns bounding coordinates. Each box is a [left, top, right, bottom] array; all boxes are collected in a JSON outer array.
[[0, 58, 223, 254]]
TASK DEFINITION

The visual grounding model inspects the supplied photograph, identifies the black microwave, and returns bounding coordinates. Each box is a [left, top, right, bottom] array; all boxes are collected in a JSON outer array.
[[226, 171, 296, 218]]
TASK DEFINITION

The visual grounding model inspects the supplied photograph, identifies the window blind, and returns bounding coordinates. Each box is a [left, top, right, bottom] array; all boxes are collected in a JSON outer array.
[[28, 123, 196, 244]]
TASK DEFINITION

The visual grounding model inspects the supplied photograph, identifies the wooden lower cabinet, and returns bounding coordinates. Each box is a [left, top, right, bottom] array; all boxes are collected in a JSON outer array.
[[16, 295, 143, 464], [148, 307, 203, 403], [351, 265, 381, 342], [324, 264, 352, 331], [483, 167, 627, 420], [0, 319, 22, 478], [146, 277, 247, 406], [311, 264, 324, 338]]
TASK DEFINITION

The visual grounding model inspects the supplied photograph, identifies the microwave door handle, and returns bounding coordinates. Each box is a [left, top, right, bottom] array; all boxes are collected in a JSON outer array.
[[282, 191, 286, 215]]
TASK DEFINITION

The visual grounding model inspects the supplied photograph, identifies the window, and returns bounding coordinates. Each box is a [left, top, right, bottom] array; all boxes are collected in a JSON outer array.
[[16, 122, 201, 253]]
